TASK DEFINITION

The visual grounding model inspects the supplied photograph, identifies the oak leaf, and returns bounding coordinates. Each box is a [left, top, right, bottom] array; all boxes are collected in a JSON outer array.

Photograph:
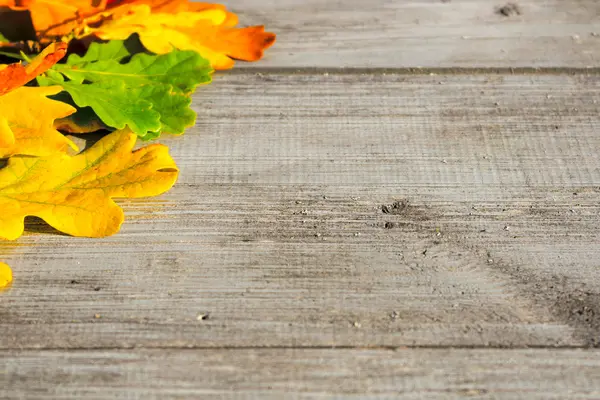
[[0, 261, 11, 289], [1, 1, 275, 69], [0, 42, 77, 157], [0, 129, 179, 240], [115, 0, 238, 26], [49, 78, 163, 137], [0, 0, 108, 37], [54, 39, 212, 94], [39, 40, 210, 138], [0, 86, 77, 157], [54, 105, 109, 134], [92, 4, 276, 69], [0, 41, 67, 96]]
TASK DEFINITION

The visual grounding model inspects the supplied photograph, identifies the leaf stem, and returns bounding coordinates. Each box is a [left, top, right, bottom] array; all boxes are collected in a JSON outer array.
[[0, 51, 26, 60]]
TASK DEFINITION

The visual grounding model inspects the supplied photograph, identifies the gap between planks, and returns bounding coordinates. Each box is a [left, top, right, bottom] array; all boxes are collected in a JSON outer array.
[[231, 67, 600, 75], [7, 345, 598, 351]]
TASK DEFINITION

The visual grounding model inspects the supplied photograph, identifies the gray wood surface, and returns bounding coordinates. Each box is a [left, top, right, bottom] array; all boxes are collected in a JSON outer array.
[[233, 0, 600, 68], [2, 0, 600, 398], [1, 73, 599, 349], [2, 349, 600, 399]]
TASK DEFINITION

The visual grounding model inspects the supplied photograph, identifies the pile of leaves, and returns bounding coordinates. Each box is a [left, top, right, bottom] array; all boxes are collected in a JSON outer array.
[[0, 0, 276, 287]]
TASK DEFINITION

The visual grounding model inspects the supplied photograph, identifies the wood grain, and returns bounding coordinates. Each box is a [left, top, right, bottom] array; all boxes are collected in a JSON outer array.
[[2, 349, 600, 399], [1, 73, 599, 349], [231, 0, 600, 68], [2, 1, 600, 396]]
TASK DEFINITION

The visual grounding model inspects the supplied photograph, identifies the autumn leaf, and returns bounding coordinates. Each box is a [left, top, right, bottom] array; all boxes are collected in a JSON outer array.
[[54, 105, 109, 134], [115, 0, 239, 26], [0, 0, 108, 37], [38, 40, 210, 138], [0, 1, 275, 69], [52, 77, 194, 140], [54, 79, 163, 136], [0, 42, 77, 157], [126, 83, 196, 140], [55, 39, 212, 94], [67, 36, 136, 62], [0, 41, 67, 96], [0, 86, 77, 157], [0, 129, 179, 240], [0, 261, 11, 289], [92, 4, 276, 70], [0, 0, 225, 40]]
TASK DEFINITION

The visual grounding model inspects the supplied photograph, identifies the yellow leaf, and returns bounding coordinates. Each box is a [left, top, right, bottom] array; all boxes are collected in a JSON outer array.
[[0, 129, 179, 240], [0, 86, 77, 157], [116, 0, 237, 24], [122, 0, 239, 26], [93, 4, 276, 70], [0, 262, 12, 289], [0, 43, 76, 157], [54, 114, 108, 134]]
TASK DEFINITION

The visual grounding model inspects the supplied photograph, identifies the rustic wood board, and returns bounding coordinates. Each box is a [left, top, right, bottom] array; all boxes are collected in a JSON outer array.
[[1, 73, 599, 351], [2, 349, 600, 399], [231, 0, 600, 69], [3, 0, 600, 397]]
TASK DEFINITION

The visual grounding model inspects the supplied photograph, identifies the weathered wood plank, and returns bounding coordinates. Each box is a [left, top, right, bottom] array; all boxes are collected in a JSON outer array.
[[232, 0, 600, 68], [2, 349, 600, 399], [1, 73, 599, 349]]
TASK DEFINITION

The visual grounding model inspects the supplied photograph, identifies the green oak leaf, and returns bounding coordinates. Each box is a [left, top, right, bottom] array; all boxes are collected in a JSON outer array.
[[54, 40, 213, 94], [65, 37, 145, 64], [53, 83, 194, 139], [128, 85, 196, 140], [40, 41, 209, 138], [57, 79, 161, 136]]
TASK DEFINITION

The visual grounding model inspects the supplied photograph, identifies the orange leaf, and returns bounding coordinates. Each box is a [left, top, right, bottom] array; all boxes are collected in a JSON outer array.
[[0, 42, 67, 96], [0, 0, 108, 37], [178, 24, 275, 67], [0, 1, 275, 68], [93, 4, 275, 69]]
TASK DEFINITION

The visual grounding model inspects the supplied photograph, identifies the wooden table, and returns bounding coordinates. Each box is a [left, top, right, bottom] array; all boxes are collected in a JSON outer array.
[[2, 1, 600, 398]]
